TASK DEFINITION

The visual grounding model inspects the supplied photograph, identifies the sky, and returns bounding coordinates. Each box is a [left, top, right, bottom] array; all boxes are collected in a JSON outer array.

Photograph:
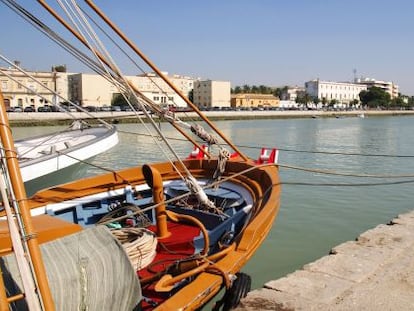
[[1, 0, 413, 94]]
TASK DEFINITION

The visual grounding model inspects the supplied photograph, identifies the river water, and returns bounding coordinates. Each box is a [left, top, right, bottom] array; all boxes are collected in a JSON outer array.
[[12, 115, 414, 290]]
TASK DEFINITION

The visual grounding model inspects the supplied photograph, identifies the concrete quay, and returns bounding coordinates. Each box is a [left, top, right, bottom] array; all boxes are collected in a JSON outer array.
[[236, 210, 414, 311], [6, 109, 414, 126]]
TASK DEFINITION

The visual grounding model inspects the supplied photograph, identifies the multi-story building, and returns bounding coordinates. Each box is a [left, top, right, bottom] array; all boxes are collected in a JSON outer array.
[[193, 80, 231, 109], [280, 86, 305, 101], [69, 72, 195, 108], [355, 78, 399, 99], [230, 93, 279, 109], [68, 73, 116, 107], [129, 73, 194, 108], [305, 79, 367, 105], [0, 64, 70, 109]]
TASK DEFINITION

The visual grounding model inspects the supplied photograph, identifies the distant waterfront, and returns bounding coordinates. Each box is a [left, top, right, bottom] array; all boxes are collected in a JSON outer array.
[[7, 109, 414, 126]]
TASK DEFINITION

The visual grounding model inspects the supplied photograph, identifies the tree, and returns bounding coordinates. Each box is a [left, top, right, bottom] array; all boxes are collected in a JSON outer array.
[[258, 85, 272, 94], [321, 97, 328, 108], [350, 99, 359, 108], [328, 99, 338, 107], [273, 86, 288, 99], [232, 86, 242, 94], [52, 65, 67, 72], [296, 93, 312, 108], [188, 89, 193, 102], [242, 85, 251, 93], [359, 87, 391, 109], [408, 96, 414, 108], [111, 93, 129, 107]]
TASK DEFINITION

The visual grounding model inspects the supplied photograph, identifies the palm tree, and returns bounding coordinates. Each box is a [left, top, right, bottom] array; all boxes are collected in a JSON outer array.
[[233, 86, 242, 94], [242, 85, 251, 93], [251, 85, 259, 94]]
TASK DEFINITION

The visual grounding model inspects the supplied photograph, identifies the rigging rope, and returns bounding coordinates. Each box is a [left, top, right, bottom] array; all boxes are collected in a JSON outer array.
[[117, 129, 414, 159], [190, 124, 219, 145], [277, 163, 414, 178], [58, 0, 198, 184], [212, 148, 231, 183]]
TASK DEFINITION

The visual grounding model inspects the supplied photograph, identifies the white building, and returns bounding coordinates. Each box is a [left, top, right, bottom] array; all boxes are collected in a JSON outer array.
[[69, 72, 195, 108], [355, 78, 399, 99], [0, 65, 70, 109], [280, 86, 305, 101], [305, 79, 367, 106], [129, 73, 194, 108], [193, 80, 231, 109]]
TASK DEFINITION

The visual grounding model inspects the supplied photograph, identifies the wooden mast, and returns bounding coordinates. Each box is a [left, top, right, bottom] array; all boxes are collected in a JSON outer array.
[[0, 91, 55, 310], [36, 0, 211, 159], [0, 169, 41, 311], [84, 0, 248, 161]]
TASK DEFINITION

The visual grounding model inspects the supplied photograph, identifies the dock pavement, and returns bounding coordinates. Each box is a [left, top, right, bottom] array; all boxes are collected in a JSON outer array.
[[235, 210, 414, 310]]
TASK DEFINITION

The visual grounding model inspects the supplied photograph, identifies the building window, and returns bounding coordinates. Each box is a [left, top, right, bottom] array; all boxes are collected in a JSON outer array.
[[1, 81, 7, 90], [17, 80, 23, 89]]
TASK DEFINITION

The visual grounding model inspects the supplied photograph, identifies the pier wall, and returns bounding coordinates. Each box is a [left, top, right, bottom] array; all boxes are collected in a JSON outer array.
[[236, 210, 414, 310], [7, 109, 414, 126]]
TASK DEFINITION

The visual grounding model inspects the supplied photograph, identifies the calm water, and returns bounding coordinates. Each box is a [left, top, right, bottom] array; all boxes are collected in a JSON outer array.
[[12, 115, 414, 290]]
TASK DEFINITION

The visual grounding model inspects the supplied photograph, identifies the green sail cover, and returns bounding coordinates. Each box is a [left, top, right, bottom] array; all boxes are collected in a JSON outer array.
[[1, 225, 141, 311]]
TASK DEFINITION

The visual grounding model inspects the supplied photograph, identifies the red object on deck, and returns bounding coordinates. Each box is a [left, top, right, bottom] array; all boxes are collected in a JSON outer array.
[[255, 148, 279, 164], [138, 221, 201, 309], [187, 145, 208, 159]]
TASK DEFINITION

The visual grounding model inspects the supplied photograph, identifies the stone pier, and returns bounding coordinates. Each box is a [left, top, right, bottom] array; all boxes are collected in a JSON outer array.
[[236, 211, 414, 310]]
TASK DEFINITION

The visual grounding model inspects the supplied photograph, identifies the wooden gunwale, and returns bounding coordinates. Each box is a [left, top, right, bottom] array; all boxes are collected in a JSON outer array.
[[154, 164, 280, 310]]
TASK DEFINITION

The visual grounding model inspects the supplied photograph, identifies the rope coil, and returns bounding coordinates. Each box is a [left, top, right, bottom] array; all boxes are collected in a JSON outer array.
[[111, 227, 157, 270]]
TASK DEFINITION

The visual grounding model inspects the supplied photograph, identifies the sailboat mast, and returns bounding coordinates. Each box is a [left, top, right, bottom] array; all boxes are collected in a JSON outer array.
[[36, 0, 210, 158], [0, 91, 55, 311], [0, 173, 41, 311], [84, 0, 248, 161]]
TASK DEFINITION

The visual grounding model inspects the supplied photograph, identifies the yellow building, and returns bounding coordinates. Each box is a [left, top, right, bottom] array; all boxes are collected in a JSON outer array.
[[0, 65, 69, 110], [231, 93, 279, 109]]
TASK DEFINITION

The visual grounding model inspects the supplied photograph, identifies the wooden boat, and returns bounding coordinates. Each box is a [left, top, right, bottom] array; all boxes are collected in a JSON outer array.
[[0, 1, 281, 310], [16, 121, 119, 182]]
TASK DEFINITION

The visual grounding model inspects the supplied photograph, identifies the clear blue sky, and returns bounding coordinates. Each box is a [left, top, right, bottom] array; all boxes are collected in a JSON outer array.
[[1, 0, 413, 94]]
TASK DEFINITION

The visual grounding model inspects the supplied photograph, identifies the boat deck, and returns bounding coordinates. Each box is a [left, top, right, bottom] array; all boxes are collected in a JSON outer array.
[[138, 221, 201, 310]]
